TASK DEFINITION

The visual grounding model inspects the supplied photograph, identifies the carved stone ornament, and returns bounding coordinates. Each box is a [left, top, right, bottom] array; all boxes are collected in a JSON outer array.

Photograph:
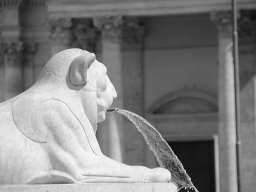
[[48, 18, 72, 45], [211, 11, 233, 36], [122, 18, 145, 48], [1, 42, 23, 64], [0, 48, 175, 188], [93, 16, 123, 41], [93, 16, 145, 47]]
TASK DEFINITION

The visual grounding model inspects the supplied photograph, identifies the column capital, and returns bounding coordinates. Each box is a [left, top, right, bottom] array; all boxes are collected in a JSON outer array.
[[71, 19, 96, 51], [93, 16, 123, 41], [1, 41, 23, 65], [48, 18, 72, 46], [93, 16, 145, 47], [122, 18, 145, 49], [93, 16, 123, 30], [210, 11, 233, 36], [1, 41, 23, 55]]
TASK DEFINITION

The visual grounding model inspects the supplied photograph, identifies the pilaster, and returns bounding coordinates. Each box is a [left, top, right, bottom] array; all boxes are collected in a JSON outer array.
[[211, 11, 238, 192]]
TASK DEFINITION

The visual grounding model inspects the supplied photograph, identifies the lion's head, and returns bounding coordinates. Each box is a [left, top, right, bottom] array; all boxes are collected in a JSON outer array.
[[36, 48, 117, 124]]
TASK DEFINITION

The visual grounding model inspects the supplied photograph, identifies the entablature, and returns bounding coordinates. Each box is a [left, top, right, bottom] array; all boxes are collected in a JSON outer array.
[[47, 0, 256, 19]]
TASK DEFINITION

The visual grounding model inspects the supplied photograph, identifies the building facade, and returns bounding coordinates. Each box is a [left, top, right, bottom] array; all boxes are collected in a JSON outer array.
[[0, 0, 256, 192]]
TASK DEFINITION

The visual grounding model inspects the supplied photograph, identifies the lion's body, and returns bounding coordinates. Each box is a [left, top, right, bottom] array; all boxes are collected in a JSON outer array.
[[0, 49, 173, 186], [0, 98, 50, 184]]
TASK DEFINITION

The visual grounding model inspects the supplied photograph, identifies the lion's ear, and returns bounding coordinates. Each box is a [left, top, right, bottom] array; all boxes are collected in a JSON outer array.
[[69, 53, 96, 86]]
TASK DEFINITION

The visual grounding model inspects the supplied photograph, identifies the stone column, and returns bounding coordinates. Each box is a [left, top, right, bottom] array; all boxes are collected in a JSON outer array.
[[1, 42, 24, 99], [211, 11, 238, 192], [121, 19, 146, 165], [71, 19, 96, 52], [93, 16, 124, 161], [23, 43, 37, 89], [49, 18, 72, 55]]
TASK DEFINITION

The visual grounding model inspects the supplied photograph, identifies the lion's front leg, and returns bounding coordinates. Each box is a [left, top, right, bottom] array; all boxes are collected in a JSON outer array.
[[28, 100, 101, 183]]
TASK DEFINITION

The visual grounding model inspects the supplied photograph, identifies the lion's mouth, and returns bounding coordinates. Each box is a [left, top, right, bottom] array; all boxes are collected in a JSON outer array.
[[97, 99, 108, 113]]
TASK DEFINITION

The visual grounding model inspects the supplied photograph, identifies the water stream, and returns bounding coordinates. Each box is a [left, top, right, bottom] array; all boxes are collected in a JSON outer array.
[[107, 108, 198, 192]]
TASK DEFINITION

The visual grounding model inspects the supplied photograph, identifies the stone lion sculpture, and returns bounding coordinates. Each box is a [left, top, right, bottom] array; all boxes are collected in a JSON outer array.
[[0, 48, 172, 185]]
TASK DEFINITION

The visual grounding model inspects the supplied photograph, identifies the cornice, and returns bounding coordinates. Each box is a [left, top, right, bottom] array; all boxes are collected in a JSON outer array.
[[20, 0, 46, 7], [47, 0, 256, 19], [0, 0, 46, 8]]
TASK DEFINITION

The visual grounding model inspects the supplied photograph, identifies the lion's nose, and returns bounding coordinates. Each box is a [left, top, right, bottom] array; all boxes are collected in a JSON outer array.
[[107, 76, 117, 98], [112, 86, 117, 98]]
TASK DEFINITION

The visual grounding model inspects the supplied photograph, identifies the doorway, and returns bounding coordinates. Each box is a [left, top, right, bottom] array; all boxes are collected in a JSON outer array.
[[168, 140, 215, 192]]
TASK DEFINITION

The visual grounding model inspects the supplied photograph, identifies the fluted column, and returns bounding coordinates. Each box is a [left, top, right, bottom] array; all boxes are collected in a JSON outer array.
[[49, 18, 72, 55], [1, 42, 24, 99], [71, 19, 96, 52], [211, 11, 238, 192], [93, 16, 124, 161]]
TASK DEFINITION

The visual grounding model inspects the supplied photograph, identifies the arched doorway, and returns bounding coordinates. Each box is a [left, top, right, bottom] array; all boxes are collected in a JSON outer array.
[[146, 89, 219, 192]]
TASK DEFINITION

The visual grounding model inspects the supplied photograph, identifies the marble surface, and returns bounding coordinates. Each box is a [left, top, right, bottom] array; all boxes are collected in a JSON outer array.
[[0, 183, 177, 192], [0, 48, 172, 185]]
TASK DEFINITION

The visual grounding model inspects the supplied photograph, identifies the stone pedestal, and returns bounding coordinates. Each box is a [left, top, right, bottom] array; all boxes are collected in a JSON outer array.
[[0, 183, 177, 192]]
